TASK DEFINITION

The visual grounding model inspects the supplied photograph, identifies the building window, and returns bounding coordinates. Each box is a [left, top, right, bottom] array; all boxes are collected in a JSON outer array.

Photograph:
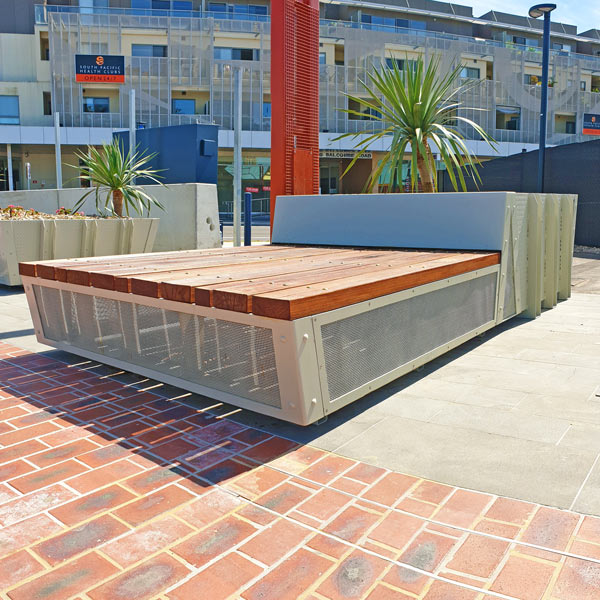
[[581, 81, 587, 91], [385, 58, 417, 71], [83, 97, 110, 113], [555, 113, 576, 134], [79, 0, 109, 14], [172, 98, 196, 114], [0, 96, 19, 125], [319, 52, 326, 64], [262, 102, 271, 118], [524, 74, 540, 85], [460, 67, 480, 79], [496, 106, 520, 130], [214, 47, 259, 61], [348, 98, 381, 120], [40, 34, 49, 61], [43, 92, 52, 116], [132, 44, 168, 57]]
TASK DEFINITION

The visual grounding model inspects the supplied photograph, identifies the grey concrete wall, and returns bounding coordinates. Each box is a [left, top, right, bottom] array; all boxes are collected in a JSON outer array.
[[0, 183, 221, 252]]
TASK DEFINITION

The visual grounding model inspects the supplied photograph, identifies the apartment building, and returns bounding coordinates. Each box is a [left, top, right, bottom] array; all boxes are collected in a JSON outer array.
[[1, 0, 600, 209]]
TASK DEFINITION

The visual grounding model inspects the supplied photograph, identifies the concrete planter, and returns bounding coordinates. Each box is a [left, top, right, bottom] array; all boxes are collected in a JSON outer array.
[[0, 218, 158, 286], [0, 183, 221, 253]]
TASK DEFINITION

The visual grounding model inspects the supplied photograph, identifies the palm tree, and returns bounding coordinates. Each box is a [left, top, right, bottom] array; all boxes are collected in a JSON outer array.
[[72, 139, 165, 217], [338, 56, 497, 193]]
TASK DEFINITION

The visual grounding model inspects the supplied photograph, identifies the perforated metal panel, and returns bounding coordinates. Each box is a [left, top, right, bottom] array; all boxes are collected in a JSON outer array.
[[321, 273, 497, 402], [33, 286, 281, 408]]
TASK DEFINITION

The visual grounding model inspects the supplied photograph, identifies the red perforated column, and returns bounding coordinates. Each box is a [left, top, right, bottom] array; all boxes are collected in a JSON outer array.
[[270, 0, 320, 234]]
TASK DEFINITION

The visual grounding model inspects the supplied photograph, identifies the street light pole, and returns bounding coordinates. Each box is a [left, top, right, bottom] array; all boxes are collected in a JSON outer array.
[[529, 3, 556, 193]]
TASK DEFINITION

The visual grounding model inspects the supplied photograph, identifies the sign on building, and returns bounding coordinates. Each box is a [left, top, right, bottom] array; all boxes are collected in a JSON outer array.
[[319, 150, 373, 159], [583, 113, 600, 135], [75, 55, 125, 83]]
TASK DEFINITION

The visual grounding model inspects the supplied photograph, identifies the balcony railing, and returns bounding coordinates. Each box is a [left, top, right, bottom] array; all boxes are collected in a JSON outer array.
[[35, 4, 600, 67]]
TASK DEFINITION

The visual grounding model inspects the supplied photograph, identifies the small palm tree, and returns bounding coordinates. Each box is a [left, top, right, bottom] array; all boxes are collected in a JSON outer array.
[[72, 140, 165, 217], [338, 56, 497, 193]]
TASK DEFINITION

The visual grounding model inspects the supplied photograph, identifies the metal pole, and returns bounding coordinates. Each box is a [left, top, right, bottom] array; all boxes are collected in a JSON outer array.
[[233, 67, 242, 247], [6, 144, 13, 191], [244, 191, 252, 246], [129, 88, 136, 155], [538, 12, 551, 193], [54, 112, 62, 189]]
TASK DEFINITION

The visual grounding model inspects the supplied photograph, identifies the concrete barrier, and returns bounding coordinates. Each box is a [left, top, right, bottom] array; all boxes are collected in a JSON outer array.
[[0, 183, 220, 252]]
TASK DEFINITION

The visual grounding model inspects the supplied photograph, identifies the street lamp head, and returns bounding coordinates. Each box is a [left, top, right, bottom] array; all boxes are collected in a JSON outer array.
[[528, 3, 557, 18]]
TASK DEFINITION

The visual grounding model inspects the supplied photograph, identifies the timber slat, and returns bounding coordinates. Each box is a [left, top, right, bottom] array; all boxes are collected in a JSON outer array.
[[22, 246, 250, 280], [59, 246, 295, 287], [205, 251, 451, 312], [162, 249, 399, 303], [251, 252, 500, 320], [125, 247, 354, 297], [29, 245, 294, 281]]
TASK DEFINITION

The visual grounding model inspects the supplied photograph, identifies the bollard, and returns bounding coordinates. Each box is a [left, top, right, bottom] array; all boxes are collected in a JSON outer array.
[[244, 192, 252, 246]]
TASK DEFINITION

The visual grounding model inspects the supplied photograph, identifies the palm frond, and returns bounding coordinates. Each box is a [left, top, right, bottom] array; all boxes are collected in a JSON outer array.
[[68, 139, 166, 217], [333, 54, 497, 192]]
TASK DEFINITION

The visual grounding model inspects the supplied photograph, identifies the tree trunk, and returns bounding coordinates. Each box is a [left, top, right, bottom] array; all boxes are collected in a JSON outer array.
[[112, 189, 124, 217], [416, 150, 435, 193]]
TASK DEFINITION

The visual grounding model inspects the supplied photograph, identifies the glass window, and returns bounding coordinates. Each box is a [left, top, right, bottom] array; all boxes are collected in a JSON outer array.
[[83, 97, 109, 113], [214, 47, 259, 60], [496, 105, 521, 130], [395, 19, 409, 29], [262, 102, 271, 118], [461, 67, 480, 79], [249, 5, 267, 15], [565, 120, 576, 134], [512, 36, 526, 46], [173, 1, 192, 9], [319, 52, 326, 64], [172, 98, 196, 114], [0, 96, 19, 124], [348, 98, 380, 120], [208, 2, 227, 11], [43, 92, 52, 116], [410, 20, 426, 30], [132, 0, 151, 7], [132, 44, 168, 57], [524, 74, 539, 85], [581, 80, 587, 91]]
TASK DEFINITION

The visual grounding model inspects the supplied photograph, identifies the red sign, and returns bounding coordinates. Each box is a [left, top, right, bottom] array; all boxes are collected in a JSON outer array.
[[262, 185, 271, 191], [245, 187, 259, 193]]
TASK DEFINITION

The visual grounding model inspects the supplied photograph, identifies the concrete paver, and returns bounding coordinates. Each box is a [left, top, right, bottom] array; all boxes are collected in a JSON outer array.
[[0, 340, 600, 599]]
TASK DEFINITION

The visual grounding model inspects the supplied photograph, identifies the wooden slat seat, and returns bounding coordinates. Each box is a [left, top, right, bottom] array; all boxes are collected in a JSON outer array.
[[20, 245, 500, 320]]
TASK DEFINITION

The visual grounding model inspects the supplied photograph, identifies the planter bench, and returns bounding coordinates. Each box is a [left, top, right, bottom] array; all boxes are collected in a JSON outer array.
[[20, 192, 577, 425]]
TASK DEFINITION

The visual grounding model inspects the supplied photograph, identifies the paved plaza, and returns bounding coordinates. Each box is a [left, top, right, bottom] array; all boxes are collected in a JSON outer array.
[[0, 254, 598, 598]]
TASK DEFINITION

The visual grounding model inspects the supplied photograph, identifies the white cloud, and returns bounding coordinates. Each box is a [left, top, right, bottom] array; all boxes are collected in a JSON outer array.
[[467, 0, 600, 33]]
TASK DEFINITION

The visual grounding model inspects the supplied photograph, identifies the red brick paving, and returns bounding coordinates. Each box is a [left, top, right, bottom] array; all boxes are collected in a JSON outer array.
[[1, 341, 600, 599]]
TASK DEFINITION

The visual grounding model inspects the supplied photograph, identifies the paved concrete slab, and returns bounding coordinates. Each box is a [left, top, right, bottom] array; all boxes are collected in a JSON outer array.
[[2, 254, 600, 514]]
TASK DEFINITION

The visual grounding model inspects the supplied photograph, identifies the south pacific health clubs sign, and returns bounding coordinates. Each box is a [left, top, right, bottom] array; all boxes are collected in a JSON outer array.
[[75, 55, 125, 83]]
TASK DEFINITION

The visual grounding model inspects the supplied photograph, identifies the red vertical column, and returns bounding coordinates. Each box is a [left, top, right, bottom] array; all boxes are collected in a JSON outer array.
[[270, 0, 320, 234]]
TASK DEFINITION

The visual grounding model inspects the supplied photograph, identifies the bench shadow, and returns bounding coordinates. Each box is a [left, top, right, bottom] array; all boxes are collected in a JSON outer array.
[[0, 311, 533, 493]]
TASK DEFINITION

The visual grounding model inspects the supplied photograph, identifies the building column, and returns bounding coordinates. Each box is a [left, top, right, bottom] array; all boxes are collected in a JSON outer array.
[[6, 144, 13, 191]]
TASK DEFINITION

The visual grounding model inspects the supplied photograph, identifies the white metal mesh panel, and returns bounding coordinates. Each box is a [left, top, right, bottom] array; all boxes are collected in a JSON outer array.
[[321, 273, 497, 402], [33, 286, 281, 408]]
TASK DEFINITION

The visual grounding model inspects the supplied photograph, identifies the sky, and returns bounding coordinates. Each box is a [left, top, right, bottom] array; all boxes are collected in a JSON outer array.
[[466, 0, 600, 33]]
